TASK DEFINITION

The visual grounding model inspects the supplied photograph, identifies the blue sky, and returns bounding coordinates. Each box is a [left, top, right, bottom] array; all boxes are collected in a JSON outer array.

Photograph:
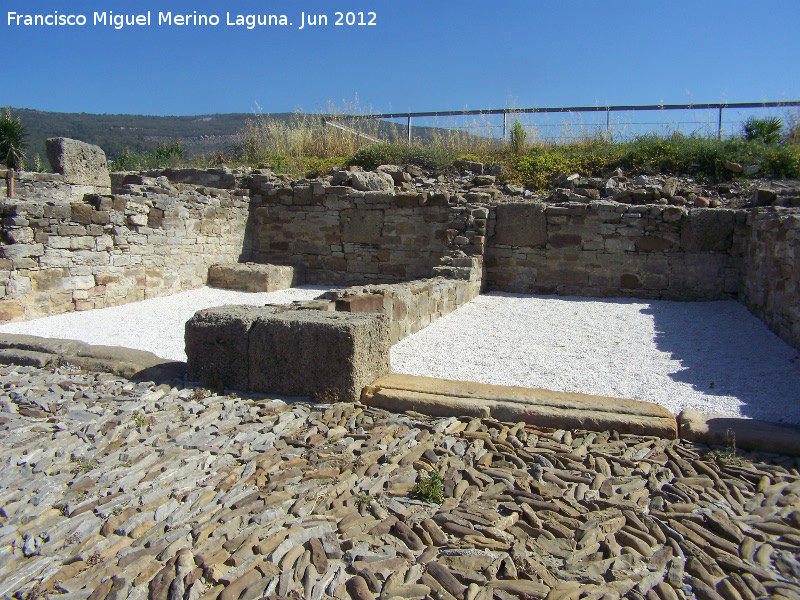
[[4, 1, 799, 116]]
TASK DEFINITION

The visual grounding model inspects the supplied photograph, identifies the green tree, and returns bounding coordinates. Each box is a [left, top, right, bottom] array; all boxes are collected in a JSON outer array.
[[0, 108, 27, 170]]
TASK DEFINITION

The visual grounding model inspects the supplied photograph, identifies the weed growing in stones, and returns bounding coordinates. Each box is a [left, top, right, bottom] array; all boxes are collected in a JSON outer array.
[[411, 469, 444, 504], [70, 456, 99, 474], [131, 412, 146, 428]]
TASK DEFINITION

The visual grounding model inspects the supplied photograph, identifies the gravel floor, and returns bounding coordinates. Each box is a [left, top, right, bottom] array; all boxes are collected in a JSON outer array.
[[2, 288, 799, 423], [0, 286, 330, 362], [392, 292, 800, 424]]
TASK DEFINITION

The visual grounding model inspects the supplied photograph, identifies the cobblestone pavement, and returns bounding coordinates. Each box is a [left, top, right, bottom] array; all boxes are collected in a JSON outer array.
[[1, 364, 800, 600]]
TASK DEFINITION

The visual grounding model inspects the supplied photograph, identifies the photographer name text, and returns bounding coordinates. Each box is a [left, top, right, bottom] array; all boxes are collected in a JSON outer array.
[[6, 10, 377, 30]]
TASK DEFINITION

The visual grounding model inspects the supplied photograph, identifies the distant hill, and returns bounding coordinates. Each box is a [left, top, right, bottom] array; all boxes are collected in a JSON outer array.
[[9, 108, 280, 162], [7, 108, 468, 164]]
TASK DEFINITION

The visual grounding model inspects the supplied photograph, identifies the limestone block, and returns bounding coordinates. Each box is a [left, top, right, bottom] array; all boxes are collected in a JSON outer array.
[[680, 409, 800, 455], [335, 294, 385, 313], [680, 209, 735, 252], [207, 262, 301, 292], [350, 171, 394, 192], [249, 311, 390, 403], [494, 203, 547, 247], [184, 305, 284, 391], [362, 374, 678, 439], [45, 138, 111, 189], [341, 209, 384, 244]]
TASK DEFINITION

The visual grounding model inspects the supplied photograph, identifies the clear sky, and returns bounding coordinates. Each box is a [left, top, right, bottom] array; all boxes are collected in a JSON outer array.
[[4, 0, 799, 116]]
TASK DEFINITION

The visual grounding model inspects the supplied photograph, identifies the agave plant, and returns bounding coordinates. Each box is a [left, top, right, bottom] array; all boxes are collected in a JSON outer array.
[[742, 115, 783, 144], [0, 109, 27, 171]]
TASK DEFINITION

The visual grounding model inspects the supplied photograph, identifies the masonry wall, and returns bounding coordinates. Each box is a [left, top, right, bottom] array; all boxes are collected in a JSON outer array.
[[0, 174, 249, 321], [485, 202, 746, 300], [246, 175, 452, 284], [741, 207, 800, 349], [320, 259, 483, 344]]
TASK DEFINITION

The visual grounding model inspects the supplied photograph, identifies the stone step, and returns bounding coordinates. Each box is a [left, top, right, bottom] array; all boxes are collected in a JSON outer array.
[[361, 373, 678, 438], [679, 408, 800, 455]]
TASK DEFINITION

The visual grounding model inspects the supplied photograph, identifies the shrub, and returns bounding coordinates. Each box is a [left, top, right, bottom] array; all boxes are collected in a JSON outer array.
[[742, 116, 783, 144], [350, 143, 456, 171], [349, 143, 405, 169], [110, 140, 186, 171], [510, 120, 527, 154], [0, 108, 27, 170]]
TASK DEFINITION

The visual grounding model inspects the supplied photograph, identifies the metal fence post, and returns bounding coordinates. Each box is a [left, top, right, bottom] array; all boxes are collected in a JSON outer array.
[[407, 116, 411, 145], [606, 109, 610, 137], [718, 107, 723, 139], [502, 112, 507, 141]]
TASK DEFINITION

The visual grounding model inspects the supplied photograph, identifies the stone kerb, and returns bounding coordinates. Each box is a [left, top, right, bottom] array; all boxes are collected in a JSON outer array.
[[185, 306, 390, 402], [207, 262, 302, 293]]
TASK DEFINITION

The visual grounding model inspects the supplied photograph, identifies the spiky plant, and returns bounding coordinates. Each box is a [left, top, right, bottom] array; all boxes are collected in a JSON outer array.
[[742, 116, 783, 144], [0, 108, 27, 171]]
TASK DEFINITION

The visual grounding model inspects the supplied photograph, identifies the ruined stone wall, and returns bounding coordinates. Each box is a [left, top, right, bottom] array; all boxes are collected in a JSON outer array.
[[319, 258, 483, 344], [741, 207, 800, 349], [1, 170, 100, 204], [247, 174, 452, 284], [485, 202, 746, 300], [0, 174, 249, 321]]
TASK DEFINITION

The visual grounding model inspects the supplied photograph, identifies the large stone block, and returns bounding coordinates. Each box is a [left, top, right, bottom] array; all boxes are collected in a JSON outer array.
[[680, 209, 735, 252], [341, 209, 384, 244], [350, 171, 394, 192], [45, 138, 111, 189], [493, 203, 547, 247], [249, 311, 390, 403], [207, 262, 301, 292], [185, 305, 284, 391]]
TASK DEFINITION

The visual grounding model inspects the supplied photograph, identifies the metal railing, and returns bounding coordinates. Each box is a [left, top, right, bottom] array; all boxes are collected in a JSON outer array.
[[323, 100, 800, 144]]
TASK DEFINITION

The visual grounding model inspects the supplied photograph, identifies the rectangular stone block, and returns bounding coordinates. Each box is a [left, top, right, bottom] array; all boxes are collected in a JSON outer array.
[[185, 305, 285, 391], [494, 203, 547, 247], [249, 311, 390, 403], [207, 262, 302, 292], [335, 294, 385, 313]]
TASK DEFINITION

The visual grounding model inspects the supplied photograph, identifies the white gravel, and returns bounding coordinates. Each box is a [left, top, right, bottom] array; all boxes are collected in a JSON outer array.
[[0, 286, 330, 362], [391, 292, 800, 424], [2, 288, 799, 423]]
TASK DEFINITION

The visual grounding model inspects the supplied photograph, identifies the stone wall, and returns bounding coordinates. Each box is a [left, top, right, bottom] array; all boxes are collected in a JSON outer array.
[[246, 174, 452, 284], [318, 257, 483, 344], [0, 173, 249, 321], [741, 207, 800, 349], [1, 170, 101, 204], [485, 202, 746, 300]]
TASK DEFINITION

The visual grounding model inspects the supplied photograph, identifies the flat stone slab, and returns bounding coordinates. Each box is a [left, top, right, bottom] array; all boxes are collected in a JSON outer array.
[[0, 333, 185, 382], [208, 262, 301, 293], [361, 373, 678, 438], [679, 408, 800, 455]]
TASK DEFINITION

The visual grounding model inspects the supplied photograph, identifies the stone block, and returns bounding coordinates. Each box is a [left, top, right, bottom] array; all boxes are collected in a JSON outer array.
[[71, 203, 93, 225], [335, 294, 385, 313], [207, 262, 301, 292], [45, 138, 111, 189], [362, 374, 678, 438], [341, 209, 383, 244], [635, 235, 674, 252], [185, 305, 284, 391], [248, 311, 390, 403], [681, 209, 736, 252], [350, 171, 394, 192], [494, 203, 547, 247]]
